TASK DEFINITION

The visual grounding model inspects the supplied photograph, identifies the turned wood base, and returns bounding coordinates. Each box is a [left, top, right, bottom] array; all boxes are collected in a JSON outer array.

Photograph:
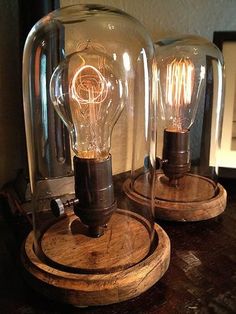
[[21, 209, 170, 306], [123, 173, 227, 221]]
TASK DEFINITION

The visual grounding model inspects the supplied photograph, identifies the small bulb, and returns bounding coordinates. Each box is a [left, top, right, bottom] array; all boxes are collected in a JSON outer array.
[[165, 58, 195, 131], [157, 55, 204, 183], [158, 54, 205, 132]]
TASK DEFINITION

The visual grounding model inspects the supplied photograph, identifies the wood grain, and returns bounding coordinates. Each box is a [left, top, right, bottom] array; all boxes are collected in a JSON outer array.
[[1, 177, 236, 313], [40, 210, 151, 272], [21, 209, 170, 306], [154, 173, 216, 202], [123, 173, 227, 221]]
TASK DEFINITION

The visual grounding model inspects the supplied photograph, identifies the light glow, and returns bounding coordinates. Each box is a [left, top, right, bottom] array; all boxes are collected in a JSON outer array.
[[165, 58, 195, 130], [71, 65, 108, 105], [123, 52, 131, 71], [50, 50, 125, 160]]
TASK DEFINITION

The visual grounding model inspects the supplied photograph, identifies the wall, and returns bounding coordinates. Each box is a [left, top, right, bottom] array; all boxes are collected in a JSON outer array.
[[60, 0, 236, 173], [0, 0, 26, 189], [0, 0, 236, 188], [61, 0, 236, 41]]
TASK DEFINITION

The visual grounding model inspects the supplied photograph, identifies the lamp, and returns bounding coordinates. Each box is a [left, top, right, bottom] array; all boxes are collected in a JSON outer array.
[[50, 46, 124, 237], [124, 35, 227, 221], [21, 4, 170, 306], [159, 57, 198, 186]]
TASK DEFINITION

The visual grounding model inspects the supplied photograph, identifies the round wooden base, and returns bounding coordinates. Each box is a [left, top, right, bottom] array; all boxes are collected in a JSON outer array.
[[123, 173, 227, 221], [21, 210, 170, 306]]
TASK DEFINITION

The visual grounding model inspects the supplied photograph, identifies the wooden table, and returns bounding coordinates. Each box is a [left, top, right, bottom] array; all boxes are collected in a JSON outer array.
[[0, 178, 235, 314]]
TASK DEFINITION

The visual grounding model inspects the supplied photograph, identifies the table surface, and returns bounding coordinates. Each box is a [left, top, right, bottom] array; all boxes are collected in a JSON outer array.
[[0, 178, 235, 314]]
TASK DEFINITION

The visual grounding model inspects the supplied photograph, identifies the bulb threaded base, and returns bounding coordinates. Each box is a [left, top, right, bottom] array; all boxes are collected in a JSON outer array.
[[162, 129, 190, 185], [73, 154, 116, 237]]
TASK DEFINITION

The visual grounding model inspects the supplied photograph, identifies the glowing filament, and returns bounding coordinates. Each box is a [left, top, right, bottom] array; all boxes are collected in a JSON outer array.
[[50, 49, 124, 160], [71, 65, 108, 105], [70, 64, 109, 158], [166, 58, 195, 130]]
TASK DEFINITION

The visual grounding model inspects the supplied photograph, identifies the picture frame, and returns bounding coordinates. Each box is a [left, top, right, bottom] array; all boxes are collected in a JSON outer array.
[[213, 31, 236, 176]]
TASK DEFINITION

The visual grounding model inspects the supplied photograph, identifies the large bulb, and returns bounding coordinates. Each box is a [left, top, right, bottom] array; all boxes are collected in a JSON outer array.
[[50, 46, 124, 159]]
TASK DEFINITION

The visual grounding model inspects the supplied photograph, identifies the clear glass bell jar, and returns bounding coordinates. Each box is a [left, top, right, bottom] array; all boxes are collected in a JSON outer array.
[[125, 34, 227, 222], [22, 4, 170, 306]]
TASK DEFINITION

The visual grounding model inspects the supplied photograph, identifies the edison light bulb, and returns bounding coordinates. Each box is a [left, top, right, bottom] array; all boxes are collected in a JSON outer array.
[[50, 46, 124, 160], [50, 45, 125, 237], [164, 58, 195, 131], [157, 54, 205, 185]]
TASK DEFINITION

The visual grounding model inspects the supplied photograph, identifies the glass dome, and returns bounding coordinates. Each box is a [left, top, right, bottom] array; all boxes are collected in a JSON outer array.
[[22, 4, 170, 306], [125, 34, 227, 222]]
